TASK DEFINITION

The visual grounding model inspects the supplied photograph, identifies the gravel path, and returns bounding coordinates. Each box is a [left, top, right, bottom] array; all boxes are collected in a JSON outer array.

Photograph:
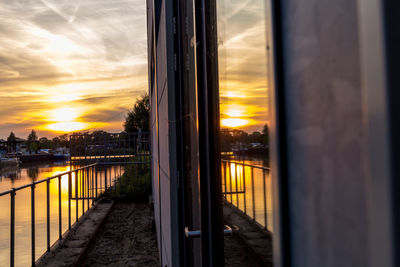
[[81, 202, 159, 267]]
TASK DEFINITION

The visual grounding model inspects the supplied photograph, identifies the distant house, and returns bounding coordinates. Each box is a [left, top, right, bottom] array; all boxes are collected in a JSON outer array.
[[15, 138, 27, 154], [0, 139, 6, 157], [6, 137, 26, 154]]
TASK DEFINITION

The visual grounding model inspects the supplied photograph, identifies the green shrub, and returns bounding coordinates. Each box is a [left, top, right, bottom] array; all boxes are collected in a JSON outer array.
[[111, 162, 151, 202]]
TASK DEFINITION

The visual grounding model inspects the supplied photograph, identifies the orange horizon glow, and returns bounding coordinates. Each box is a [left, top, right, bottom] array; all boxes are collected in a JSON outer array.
[[0, 0, 148, 139], [221, 118, 250, 128]]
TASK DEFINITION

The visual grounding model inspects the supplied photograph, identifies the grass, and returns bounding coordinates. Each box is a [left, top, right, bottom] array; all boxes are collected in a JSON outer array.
[[109, 159, 152, 202]]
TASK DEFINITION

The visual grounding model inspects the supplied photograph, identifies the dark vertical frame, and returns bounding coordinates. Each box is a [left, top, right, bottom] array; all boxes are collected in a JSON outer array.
[[383, 1, 400, 266], [358, 0, 397, 266], [172, 0, 189, 265], [269, 1, 291, 267], [195, 0, 224, 266]]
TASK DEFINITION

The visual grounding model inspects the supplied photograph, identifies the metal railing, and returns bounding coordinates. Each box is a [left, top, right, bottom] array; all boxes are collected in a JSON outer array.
[[0, 162, 124, 267], [70, 132, 150, 164], [221, 159, 271, 231]]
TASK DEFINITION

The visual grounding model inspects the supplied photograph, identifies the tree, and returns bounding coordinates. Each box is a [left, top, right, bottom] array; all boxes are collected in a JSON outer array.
[[59, 134, 69, 147], [27, 130, 38, 153], [52, 137, 61, 148], [248, 131, 262, 143], [7, 131, 16, 152], [124, 94, 150, 133], [262, 124, 269, 146], [39, 137, 52, 149]]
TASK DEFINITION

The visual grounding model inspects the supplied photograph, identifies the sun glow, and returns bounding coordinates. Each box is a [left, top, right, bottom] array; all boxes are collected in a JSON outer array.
[[46, 122, 88, 132], [51, 107, 79, 122], [43, 107, 88, 133], [221, 118, 250, 128]]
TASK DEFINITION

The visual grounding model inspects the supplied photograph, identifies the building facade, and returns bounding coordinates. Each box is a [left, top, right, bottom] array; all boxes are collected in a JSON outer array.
[[148, 0, 400, 266]]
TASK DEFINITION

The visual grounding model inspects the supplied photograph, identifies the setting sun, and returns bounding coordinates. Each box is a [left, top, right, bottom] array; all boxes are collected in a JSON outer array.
[[42, 107, 89, 133], [51, 107, 79, 122], [46, 122, 88, 132], [221, 118, 250, 128]]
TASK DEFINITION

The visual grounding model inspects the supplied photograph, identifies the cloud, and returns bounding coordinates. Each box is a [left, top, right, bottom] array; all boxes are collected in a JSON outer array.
[[0, 0, 147, 138], [217, 0, 271, 133]]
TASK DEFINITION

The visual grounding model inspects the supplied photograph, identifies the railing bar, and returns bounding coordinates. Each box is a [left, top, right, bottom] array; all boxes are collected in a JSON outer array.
[[58, 176, 62, 240], [229, 162, 232, 203], [87, 168, 90, 208], [222, 191, 246, 194], [105, 167, 108, 193], [251, 168, 256, 221], [223, 161, 227, 199], [263, 170, 267, 230], [235, 163, 239, 208], [10, 189, 15, 267], [82, 169, 85, 214], [0, 189, 13, 197], [68, 173, 71, 229], [75, 170, 78, 222], [221, 159, 270, 171], [31, 184, 35, 266], [243, 166, 247, 215], [0, 163, 99, 196], [99, 167, 102, 195], [46, 180, 50, 251]]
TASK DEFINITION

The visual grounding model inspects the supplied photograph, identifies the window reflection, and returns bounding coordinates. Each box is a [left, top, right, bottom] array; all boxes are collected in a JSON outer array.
[[217, 0, 273, 266]]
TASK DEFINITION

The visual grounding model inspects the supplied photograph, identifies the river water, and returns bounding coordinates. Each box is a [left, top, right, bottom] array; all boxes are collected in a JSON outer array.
[[0, 158, 271, 266], [0, 161, 120, 267], [221, 156, 273, 232]]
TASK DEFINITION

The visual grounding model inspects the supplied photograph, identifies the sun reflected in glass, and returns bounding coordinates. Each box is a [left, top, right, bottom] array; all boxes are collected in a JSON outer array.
[[221, 118, 250, 128]]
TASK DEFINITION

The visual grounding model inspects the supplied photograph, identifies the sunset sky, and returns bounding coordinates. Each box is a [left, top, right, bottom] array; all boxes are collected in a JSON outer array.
[[217, 0, 270, 134], [0, 0, 147, 139], [0, 0, 269, 140]]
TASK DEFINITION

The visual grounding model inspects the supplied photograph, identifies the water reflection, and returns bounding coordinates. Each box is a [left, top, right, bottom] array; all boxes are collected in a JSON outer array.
[[27, 167, 39, 181], [221, 159, 273, 232], [0, 162, 121, 267]]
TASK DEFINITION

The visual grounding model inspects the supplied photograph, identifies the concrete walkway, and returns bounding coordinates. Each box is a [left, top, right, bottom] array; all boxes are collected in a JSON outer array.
[[81, 202, 159, 267], [223, 203, 273, 266], [36, 200, 113, 267]]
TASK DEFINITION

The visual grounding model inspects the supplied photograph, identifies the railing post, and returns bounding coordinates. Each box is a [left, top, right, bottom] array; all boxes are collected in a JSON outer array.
[[10, 189, 15, 267], [251, 168, 256, 221], [90, 166, 95, 206], [31, 184, 35, 266], [46, 180, 50, 251], [235, 163, 239, 208], [75, 170, 78, 222], [109, 167, 111, 192], [82, 169, 85, 214], [87, 167, 90, 208], [58, 176, 62, 240], [68, 172, 71, 229], [243, 165, 247, 215], [263, 170, 267, 229], [105, 166, 107, 191], [95, 165, 98, 198], [228, 162, 232, 203], [224, 161, 227, 199]]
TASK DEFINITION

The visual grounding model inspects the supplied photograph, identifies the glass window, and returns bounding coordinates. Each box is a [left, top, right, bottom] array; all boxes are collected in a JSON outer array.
[[217, 0, 275, 265]]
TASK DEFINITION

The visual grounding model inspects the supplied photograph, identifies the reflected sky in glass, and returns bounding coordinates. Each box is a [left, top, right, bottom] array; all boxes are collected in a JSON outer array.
[[217, 0, 270, 133]]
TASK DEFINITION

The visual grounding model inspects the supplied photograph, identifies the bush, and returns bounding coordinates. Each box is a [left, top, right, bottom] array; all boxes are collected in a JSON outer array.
[[111, 160, 151, 202]]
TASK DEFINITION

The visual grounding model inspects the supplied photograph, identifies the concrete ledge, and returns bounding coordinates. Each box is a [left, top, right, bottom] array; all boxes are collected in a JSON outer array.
[[36, 199, 114, 267], [223, 202, 272, 266]]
